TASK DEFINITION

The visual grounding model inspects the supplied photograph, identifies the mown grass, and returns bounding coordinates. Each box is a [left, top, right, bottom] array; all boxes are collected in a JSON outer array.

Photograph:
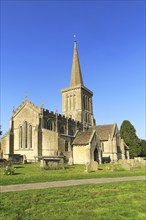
[[0, 163, 145, 185], [0, 180, 145, 220]]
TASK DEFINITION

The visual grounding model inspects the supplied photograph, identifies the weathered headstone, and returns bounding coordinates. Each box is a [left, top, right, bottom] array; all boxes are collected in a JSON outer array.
[[121, 163, 131, 170], [40, 159, 47, 168], [88, 161, 98, 172], [68, 157, 73, 165], [84, 162, 89, 172]]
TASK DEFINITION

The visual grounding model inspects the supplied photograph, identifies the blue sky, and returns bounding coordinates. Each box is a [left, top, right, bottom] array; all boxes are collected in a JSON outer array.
[[1, 0, 145, 139]]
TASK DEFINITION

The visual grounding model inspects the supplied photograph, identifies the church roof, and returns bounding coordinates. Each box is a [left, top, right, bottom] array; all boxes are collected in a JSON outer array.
[[89, 124, 117, 141], [12, 98, 40, 118], [72, 130, 94, 145], [70, 39, 84, 87]]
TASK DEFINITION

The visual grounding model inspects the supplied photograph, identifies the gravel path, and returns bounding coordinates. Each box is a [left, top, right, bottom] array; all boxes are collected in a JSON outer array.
[[1, 176, 145, 193]]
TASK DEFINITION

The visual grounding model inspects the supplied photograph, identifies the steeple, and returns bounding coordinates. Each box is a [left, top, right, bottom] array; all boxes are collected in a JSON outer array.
[[70, 37, 84, 87], [61, 38, 95, 128]]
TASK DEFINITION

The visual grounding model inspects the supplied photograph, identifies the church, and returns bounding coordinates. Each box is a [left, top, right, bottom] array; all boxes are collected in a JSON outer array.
[[1, 39, 129, 164]]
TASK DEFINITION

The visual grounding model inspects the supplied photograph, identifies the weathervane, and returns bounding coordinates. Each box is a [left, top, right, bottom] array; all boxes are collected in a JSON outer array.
[[74, 34, 76, 42]]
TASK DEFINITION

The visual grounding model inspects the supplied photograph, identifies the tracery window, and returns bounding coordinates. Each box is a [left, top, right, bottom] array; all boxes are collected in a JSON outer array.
[[69, 128, 74, 136], [19, 126, 23, 148], [29, 125, 32, 148], [83, 95, 85, 110], [47, 120, 54, 131], [24, 121, 27, 148], [60, 126, 65, 134]]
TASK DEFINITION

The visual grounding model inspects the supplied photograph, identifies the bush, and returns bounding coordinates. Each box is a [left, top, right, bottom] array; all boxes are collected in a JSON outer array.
[[4, 166, 15, 175]]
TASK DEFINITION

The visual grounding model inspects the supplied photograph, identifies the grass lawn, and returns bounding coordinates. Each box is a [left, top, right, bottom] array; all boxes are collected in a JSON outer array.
[[0, 163, 145, 185], [0, 180, 145, 220]]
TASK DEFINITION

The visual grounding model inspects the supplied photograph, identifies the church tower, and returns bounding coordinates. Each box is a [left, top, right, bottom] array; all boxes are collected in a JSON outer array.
[[61, 38, 95, 129]]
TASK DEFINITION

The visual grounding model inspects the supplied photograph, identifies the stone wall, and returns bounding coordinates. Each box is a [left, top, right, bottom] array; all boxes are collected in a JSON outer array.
[[73, 144, 94, 164], [73, 145, 87, 164], [1, 133, 10, 159], [42, 129, 58, 156]]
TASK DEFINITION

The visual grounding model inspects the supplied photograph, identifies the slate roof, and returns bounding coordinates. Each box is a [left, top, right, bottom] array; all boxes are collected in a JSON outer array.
[[89, 124, 116, 141], [72, 130, 94, 145]]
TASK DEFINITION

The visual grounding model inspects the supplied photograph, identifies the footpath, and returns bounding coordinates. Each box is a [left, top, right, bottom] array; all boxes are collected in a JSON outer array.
[[1, 176, 145, 193]]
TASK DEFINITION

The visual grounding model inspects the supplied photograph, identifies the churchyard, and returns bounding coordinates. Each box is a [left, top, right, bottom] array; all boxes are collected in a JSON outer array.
[[1, 161, 145, 219], [0, 160, 145, 185], [1, 180, 145, 220]]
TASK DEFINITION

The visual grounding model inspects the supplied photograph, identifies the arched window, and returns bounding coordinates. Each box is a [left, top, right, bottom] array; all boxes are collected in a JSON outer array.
[[29, 125, 32, 148], [19, 126, 23, 148], [47, 120, 53, 130], [24, 121, 27, 148], [86, 113, 88, 123], [69, 128, 74, 136], [83, 95, 85, 110], [60, 126, 64, 134], [65, 141, 68, 152]]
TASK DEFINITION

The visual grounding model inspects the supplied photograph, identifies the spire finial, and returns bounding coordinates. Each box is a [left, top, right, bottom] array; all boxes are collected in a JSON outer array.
[[74, 35, 77, 48]]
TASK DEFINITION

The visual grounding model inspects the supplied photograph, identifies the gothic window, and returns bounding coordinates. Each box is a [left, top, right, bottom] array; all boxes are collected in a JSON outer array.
[[29, 125, 32, 148], [69, 128, 74, 136], [65, 141, 68, 152], [66, 96, 68, 111], [73, 95, 75, 110], [19, 126, 23, 148], [60, 126, 65, 134], [67, 96, 70, 111], [47, 120, 53, 131], [86, 113, 88, 122], [24, 121, 27, 148], [83, 95, 85, 110], [88, 97, 89, 111]]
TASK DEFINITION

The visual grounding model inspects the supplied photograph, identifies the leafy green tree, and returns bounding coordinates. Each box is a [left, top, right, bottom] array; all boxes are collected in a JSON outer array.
[[120, 120, 141, 158], [139, 139, 146, 157]]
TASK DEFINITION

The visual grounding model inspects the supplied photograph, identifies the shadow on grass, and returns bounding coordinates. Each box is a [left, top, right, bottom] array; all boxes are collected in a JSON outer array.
[[13, 173, 22, 175], [64, 166, 76, 170], [14, 166, 25, 169]]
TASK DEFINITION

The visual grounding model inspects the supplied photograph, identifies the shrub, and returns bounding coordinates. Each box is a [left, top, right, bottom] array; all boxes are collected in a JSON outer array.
[[4, 166, 15, 175]]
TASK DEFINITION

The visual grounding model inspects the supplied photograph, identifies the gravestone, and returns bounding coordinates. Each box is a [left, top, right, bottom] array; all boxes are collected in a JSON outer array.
[[68, 157, 73, 165], [121, 163, 131, 170], [88, 161, 98, 172], [84, 162, 89, 172], [40, 159, 47, 168]]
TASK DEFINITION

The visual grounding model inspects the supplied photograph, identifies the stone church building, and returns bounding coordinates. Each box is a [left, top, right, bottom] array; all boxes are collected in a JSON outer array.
[[1, 39, 129, 164]]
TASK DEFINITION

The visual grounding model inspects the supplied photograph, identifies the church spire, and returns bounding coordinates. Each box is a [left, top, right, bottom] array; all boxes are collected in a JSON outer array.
[[70, 37, 84, 87]]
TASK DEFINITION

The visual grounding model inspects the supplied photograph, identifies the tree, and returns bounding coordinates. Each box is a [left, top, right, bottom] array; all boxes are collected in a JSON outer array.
[[139, 139, 146, 157], [120, 120, 141, 158]]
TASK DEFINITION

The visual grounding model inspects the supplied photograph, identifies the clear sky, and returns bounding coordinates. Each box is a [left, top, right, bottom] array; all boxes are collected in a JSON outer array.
[[1, 0, 145, 139]]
